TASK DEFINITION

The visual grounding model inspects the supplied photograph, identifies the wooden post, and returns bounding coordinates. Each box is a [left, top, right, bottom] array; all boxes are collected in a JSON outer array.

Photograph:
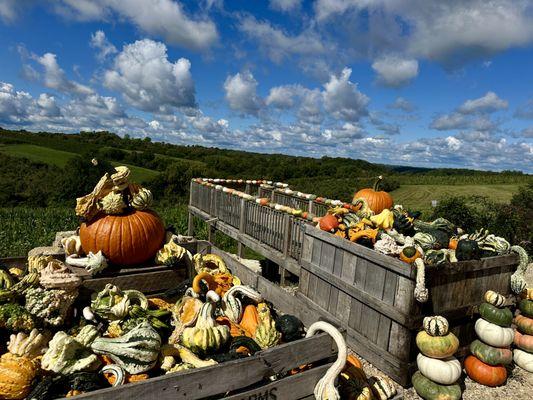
[[308, 200, 314, 214], [270, 190, 275, 203], [245, 183, 251, 194], [237, 198, 246, 258], [280, 214, 292, 286], [187, 180, 195, 236]]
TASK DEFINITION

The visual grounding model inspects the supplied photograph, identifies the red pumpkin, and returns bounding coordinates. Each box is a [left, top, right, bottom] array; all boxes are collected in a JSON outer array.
[[352, 176, 393, 214], [464, 355, 507, 387], [80, 210, 165, 266], [319, 214, 339, 232]]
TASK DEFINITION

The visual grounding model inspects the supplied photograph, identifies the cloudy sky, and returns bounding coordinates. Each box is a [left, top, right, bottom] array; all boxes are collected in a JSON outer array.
[[0, 0, 532, 172]]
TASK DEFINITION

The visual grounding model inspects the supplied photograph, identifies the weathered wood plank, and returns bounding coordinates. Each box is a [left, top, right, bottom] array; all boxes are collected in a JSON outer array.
[[71, 332, 335, 400]]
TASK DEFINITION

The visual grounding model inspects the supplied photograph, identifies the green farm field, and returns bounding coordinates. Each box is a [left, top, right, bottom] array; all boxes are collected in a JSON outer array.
[[390, 184, 519, 212], [0, 143, 159, 182]]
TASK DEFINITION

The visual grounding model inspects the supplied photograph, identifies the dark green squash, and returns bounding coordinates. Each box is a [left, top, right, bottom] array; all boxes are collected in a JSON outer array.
[[456, 239, 481, 261], [428, 229, 450, 250], [479, 303, 512, 327], [67, 372, 107, 392], [469, 339, 512, 365], [412, 371, 461, 400], [393, 212, 415, 235], [26, 376, 65, 400], [275, 314, 304, 342], [230, 336, 262, 355], [519, 299, 533, 318]]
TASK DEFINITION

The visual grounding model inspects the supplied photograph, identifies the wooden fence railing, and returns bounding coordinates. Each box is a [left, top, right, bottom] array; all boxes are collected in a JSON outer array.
[[258, 187, 329, 217], [189, 180, 309, 279]]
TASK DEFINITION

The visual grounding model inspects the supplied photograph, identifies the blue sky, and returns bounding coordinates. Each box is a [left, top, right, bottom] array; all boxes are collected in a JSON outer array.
[[0, 0, 532, 172]]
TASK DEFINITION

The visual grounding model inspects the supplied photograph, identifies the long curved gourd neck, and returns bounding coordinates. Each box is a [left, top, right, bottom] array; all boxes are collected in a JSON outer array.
[[197, 290, 220, 328], [305, 321, 347, 400], [223, 285, 263, 303], [373, 175, 384, 191]]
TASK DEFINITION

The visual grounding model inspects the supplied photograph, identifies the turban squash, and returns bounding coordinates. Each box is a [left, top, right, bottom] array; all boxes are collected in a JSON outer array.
[[80, 210, 165, 266]]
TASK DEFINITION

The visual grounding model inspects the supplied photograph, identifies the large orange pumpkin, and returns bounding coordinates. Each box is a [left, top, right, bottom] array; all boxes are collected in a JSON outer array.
[[352, 176, 393, 214], [464, 355, 507, 387], [80, 210, 165, 266]]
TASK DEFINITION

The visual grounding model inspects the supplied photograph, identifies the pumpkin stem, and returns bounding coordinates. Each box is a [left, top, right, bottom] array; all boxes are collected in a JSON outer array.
[[373, 175, 383, 191]]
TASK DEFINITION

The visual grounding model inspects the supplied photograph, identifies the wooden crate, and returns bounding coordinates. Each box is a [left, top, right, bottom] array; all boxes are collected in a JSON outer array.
[[298, 224, 519, 386]]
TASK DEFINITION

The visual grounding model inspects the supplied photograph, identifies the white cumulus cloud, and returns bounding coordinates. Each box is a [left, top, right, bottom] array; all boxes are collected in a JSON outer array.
[[323, 68, 369, 121], [90, 30, 117, 61], [104, 39, 196, 113], [458, 92, 508, 114], [372, 56, 419, 87], [224, 71, 262, 116]]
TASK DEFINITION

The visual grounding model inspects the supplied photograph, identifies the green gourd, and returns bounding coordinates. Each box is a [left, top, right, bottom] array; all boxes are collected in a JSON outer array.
[[478, 302, 513, 327], [469, 339, 512, 365], [455, 239, 481, 261], [413, 232, 437, 251], [275, 314, 304, 342], [518, 299, 533, 318], [90, 321, 161, 374], [510, 245, 529, 294], [411, 371, 461, 400]]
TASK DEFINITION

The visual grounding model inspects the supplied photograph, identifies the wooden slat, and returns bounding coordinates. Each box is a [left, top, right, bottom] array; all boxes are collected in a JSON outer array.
[[301, 260, 417, 328], [71, 332, 336, 400], [303, 225, 415, 279]]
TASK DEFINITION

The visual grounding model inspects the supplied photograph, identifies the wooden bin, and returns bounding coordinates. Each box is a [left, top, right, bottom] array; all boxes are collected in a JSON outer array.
[[297, 224, 519, 386], [1, 244, 341, 400]]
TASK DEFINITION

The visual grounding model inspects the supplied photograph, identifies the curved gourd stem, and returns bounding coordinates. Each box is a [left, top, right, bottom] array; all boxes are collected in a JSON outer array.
[[510, 245, 529, 294], [414, 258, 428, 303], [192, 272, 218, 294], [101, 364, 126, 386], [305, 321, 347, 400], [222, 285, 263, 323], [373, 175, 383, 191]]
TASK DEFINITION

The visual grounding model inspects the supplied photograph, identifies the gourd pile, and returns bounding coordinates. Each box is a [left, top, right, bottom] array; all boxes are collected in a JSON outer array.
[[317, 177, 530, 303], [514, 289, 533, 373], [0, 245, 316, 399], [412, 316, 462, 400], [465, 290, 513, 387]]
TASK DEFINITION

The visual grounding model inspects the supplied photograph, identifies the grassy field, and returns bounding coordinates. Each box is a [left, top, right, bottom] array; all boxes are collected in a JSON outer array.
[[0, 143, 159, 182], [390, 184, 519, 213]]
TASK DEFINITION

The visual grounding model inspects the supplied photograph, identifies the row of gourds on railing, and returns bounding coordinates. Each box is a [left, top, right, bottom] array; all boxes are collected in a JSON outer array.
[[412, 288, 533, 400]]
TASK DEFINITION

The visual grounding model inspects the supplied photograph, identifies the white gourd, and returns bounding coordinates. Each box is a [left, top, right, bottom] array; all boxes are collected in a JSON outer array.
[[514, 349, 533, 373], [423, 316, 449, 336], [416, 354, 461, 385], [474, 318, 514, 347], [414, 258, 428, 303]]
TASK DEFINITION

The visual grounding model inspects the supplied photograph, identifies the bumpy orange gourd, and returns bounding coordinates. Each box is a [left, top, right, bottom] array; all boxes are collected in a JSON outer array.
[[464, 355, 507, 387], [319, 214, 339, 232], [352, 176, 393, 214], [80, 210, 165, 266], [0, 354, 39, 400]]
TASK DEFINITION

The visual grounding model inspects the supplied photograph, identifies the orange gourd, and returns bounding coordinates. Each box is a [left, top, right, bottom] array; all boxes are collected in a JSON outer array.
[[0, 354, 39, 400], [399, 247, 421, 264], [212, 273, 234, 296], [240, 305, 260, 337], [464, 355, 507, 387], [80, 210, 165, 266], [448, 238, 459, 250], [352, 176, 393, 214], [319, 214, 339, 232], [192, 272, 218, 294], [216, 316, 248, 337]]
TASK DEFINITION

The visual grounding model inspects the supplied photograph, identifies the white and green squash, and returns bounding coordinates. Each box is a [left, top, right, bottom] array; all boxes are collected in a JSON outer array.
[[423, 316, 449, 336]]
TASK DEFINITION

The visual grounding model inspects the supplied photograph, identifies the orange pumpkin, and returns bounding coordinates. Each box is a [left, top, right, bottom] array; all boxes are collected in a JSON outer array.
[[399, 246, 421, 264], [240, 305, 260, 337], [80, 210, 165, 266], [464, 355, 507, 387], [319, 214, 339, 232], [353, 176, 393, 214]]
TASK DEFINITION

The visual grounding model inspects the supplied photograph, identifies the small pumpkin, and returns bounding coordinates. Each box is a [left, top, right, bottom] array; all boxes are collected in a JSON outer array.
[[464, 355, 507, 387], [80, 210, 165, 266], [416, 354, 461, 385], [399, 246, 421, 264], [339, 353, 371, 400], [319, 214, 340, 232], [0, 353, 39, 400], [415, 331, 459, 359], [514, 314, 533, 335], [478, 302, 512, 327], [483, 290, 505, 308], [474, 318, 514, 348], [514, 330, 533, 353], [513, 349, 533, 373], [411, 371, 461, 400], [469, 339, 513, 366], [352, 176, 393, 214], [518, 299, 533, 318], [422, 316, 449, 336]]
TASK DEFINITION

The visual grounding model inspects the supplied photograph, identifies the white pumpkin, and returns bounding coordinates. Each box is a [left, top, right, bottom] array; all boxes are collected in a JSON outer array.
[[474, 318, 514, 347], [514, 349, 533, 373], [416, 354, 461, 385]]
